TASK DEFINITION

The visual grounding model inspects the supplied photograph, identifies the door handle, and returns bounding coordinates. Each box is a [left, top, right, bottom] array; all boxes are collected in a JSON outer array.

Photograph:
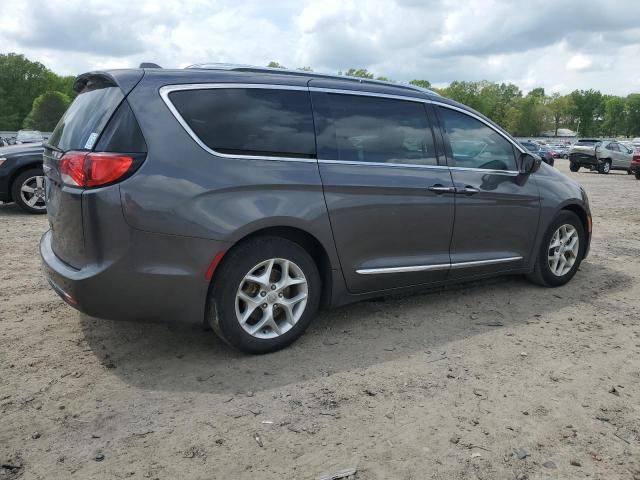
[[458, 186, 480, 195], [427, 185, 456, 194]]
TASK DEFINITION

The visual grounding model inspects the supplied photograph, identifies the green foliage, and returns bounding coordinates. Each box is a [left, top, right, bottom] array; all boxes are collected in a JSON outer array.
[[410, 79, 432, 89], [344, 68, 374, 79], [23, 91, 71, 131], [602, 96, 626, 137], [568, 89, 603, 137], [0, 53, 75, 130], [625, 94, 640, 137], [267, 61, 286, 69]]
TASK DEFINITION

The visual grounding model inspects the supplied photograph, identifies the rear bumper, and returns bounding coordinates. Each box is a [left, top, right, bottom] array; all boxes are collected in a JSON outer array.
[[569, 154, 598, 167], [40, 228, 232, 324]]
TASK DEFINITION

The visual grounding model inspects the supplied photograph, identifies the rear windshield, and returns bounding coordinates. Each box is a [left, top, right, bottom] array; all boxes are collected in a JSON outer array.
[[168, 88, 316, 158], [576, 139, 598, 145], [48, 86, 124, 151]]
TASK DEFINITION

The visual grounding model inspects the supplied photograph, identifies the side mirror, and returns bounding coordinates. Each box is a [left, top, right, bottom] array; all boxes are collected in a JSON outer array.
[[518, 152, 541, 175]]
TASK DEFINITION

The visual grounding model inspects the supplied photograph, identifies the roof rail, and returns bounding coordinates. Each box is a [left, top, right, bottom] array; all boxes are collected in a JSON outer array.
[[184, 63, 440, 96]]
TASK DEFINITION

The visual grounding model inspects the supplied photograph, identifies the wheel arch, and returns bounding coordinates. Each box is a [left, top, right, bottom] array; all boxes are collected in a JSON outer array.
[[560, 203, 590, 259], [214, 225, 335, 309], [8, 161, 43, 202]]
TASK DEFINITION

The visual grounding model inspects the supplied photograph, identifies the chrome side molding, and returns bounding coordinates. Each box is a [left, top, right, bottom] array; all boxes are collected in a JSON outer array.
[[356, 256, 523, 275]]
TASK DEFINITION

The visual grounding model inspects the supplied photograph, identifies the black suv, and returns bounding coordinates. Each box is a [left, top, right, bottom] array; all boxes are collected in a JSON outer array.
[[40, 65, 591, 353], [0, 143, 46, 213]]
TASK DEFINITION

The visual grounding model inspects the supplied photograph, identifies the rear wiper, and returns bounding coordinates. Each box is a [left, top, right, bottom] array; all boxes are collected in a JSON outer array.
[[43, 142, 63, 153]]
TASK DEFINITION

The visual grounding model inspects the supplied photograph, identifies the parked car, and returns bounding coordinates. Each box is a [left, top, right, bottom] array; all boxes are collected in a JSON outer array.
[[630, 151, 640, 180], [15, 130, 44, 144], [519, 140, 555, 166], [551, 145, 569, 159], [0, 143, 46, 213], [40, 65, 592, 354], [632, 138, 640, 150], [569, 139, 633, 174]]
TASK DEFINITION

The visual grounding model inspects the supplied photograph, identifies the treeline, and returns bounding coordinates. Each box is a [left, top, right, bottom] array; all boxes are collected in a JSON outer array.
[[269, 61, 640, 138], [2, 53, 638, 137], [0, 53, 75, 131]]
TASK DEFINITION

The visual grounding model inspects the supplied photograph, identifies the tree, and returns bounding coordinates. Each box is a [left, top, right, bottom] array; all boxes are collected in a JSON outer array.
[[23, 91, 71, 131], [602, 96, 626, 137], [409, 79, 432, 89], [344, 68, 374, 79], [0, 53, 56, 130], [625, 94, 640, 137], [568, 89, 604, 137], [548, 93, 570, 137], [267, 61, 286, 69]]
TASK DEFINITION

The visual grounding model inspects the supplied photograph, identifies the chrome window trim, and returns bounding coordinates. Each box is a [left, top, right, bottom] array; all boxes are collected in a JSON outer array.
[[159, 82, 523, 168], [356, 256, 523, 275], [318, 159, 448, 170], [159, 84, 317, 163]]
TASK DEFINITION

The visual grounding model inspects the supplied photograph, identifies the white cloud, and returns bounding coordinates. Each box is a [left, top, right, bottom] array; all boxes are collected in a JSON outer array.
[[2, 0, 640, 95], [567, 54, 593, 71]]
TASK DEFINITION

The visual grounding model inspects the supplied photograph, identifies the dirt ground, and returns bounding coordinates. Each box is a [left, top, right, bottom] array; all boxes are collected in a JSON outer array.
[[1, 161, 639, 480]]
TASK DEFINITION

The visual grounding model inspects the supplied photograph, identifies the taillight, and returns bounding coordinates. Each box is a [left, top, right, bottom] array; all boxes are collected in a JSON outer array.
[[59, 151, 134, 188]]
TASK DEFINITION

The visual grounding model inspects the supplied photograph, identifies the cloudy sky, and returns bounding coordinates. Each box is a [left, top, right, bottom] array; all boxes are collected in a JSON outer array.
[[3, 0, 640, 95]]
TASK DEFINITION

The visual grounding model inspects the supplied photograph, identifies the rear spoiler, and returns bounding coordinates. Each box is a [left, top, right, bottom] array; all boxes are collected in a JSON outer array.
[[73, 70, 145, 96]]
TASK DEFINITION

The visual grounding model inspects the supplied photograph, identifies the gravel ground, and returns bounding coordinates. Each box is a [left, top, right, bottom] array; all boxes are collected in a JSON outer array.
[[1, 161, 639, 480]]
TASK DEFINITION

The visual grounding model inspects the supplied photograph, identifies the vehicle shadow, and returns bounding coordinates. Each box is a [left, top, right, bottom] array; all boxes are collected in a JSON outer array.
[[80, 261, 631, 394]]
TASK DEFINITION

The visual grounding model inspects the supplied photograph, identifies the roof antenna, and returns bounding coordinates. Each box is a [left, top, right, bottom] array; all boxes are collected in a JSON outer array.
[[139, 62, 162, 69]]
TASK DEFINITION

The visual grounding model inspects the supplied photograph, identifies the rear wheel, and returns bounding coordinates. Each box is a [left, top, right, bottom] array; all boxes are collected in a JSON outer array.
[[527, 211, 585, 287], [11, 168, 47, 214], [635, 172, 640, 180], [569, 162, 580, 172], [207, 237, 321, 354], [598, 159, 611, 174]]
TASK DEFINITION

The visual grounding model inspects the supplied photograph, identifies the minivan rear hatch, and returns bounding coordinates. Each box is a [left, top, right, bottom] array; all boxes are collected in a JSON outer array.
[[44, 72, 141, 268]]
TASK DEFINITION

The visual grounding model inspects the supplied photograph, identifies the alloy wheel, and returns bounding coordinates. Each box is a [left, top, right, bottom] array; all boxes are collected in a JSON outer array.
[[547, 224, 579, 277], [20, 175, 46, 211], [235, 258, 308, 339]]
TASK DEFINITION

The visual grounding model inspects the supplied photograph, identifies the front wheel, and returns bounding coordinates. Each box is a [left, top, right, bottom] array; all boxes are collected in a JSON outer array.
[[11, 168, 47, 214], [207, 237, 321, 354], [527, 211, 585, 287], [598, 160, 611, 174], [569, 162, 580, 172]]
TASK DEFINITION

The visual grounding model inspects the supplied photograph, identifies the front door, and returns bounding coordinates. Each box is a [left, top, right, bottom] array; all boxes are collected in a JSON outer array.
[[310, 86, 456, 294], [435, 105, 540, 279]]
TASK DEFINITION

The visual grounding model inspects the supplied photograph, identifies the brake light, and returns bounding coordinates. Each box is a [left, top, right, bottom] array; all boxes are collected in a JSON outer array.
[[59, 151, 133, 188]]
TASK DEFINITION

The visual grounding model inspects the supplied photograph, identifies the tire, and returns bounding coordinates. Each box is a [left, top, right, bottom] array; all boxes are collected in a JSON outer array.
[[598, 159, 611, 174], [569, 162, 580, 172], [635, 172, 640, 180], [563, 154, 569, 159], [11, 168, 47, 214], [526, 211, 586, 287], [627, 169, 633, 175], [207, 236, 321, 354]]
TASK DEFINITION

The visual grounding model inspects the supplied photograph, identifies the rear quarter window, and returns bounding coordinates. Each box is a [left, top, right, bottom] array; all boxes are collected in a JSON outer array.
[[167, 88, 316, 158], [48, 86, 124, 151]]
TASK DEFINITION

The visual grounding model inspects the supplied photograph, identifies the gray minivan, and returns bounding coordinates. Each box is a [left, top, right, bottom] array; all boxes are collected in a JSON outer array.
[[40, 65, 592, 353]]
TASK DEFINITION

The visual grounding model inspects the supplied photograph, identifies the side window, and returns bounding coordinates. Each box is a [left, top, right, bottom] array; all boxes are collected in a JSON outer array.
[[168, 88, 316, 158], [608, 143, 619, 152], [312, 92, 438, 166], [438, 107, 517, 171]]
